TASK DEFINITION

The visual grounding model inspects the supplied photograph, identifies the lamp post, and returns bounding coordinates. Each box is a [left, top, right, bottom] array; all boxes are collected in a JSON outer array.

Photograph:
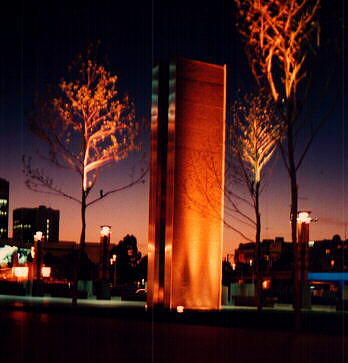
[[297, 211, 313, 309], [97, 225, 111, 299], [110, 254, 117, 288], [112, 254, 117, 287], [33, 231, 43, 296], [99, 226, 111, 280]]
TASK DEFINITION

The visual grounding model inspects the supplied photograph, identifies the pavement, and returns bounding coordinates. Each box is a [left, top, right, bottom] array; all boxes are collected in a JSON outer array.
[[0, 295, 346, 363], [0, 294, 338, 311], [0, 294, 345, 335]]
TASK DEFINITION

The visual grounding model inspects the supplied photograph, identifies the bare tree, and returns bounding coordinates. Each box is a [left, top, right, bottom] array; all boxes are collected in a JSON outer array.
[[23, 53, 147, 301], [179, 93, 281, 311], [235, 0, 321, 320], [230, 92, 282, 310]]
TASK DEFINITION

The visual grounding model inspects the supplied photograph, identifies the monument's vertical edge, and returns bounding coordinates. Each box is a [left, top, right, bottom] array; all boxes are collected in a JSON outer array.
[[147, 64, 160, 307], [163, 62, 177, 308], [220, 64, 227, 307], [147, 63, 170, 307]]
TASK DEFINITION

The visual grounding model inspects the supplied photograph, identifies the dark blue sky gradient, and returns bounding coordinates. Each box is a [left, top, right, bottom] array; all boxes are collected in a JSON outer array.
[[0, 0, 346, 253]]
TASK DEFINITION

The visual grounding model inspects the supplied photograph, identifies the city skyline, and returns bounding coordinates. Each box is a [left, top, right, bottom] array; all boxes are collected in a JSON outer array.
[[0, 0, 345, 255]]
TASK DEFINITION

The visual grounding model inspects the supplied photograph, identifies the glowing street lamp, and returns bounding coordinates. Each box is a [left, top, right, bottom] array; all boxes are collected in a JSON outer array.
[[100, 225, 111, 237], [249, 259, 254, 285], [99, 225, 111, 281], [176, 305, 184, 313], [297, 211, 312, 225], [297, 211, 315, 309], [30, 246, 35, 259], [297, 211, 312, 248], [96, 225, 112, 300], [41, 266, 51, 278], [34, 231, 43, 242], [12, 266, 29, 279], [33, 230, 43, 267], [262, 280, 270, 290], [33, 231, 44, 296], [110, 254, 117, 287]]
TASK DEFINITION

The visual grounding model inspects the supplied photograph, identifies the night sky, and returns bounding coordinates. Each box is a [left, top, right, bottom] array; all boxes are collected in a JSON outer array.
[[0, 0, 346, 254]]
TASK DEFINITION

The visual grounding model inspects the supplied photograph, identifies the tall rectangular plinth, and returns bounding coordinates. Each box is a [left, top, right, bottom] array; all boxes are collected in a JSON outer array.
[[148, 58, 226, 310]]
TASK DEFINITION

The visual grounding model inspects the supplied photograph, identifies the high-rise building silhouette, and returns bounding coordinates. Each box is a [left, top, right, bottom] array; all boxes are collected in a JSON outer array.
[[0, 178, 9, 243], [13, 205, 59, 246]]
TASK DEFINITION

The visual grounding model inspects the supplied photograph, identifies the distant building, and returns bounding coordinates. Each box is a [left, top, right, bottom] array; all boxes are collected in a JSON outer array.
[[234, 237, 290, 267], [13, 205, 60, 245], [0, 178, 9, 243], [235, 242, 255, 265], [309, 235, 347, 272], [229, 235, 347, 304], [41, 241, 116, 264]]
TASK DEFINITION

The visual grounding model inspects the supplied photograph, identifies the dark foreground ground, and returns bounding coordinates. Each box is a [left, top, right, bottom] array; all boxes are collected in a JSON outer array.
[[0, 309, 346, 363]]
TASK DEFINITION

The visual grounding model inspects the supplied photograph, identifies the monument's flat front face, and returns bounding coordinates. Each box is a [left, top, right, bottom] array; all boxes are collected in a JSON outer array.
[[148, 58, 226, 310]]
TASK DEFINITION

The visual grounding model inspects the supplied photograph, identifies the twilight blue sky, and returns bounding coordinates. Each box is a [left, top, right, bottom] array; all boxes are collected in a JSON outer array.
[[0, 0, 346, 254]]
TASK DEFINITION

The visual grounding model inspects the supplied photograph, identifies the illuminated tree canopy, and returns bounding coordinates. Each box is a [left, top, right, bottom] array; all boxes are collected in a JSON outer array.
[[229, 93, 282, 310], [236, 0, 320, 102], [232, 94, 282, 185], [235, 0, 323, 319], [27, 58, 139, 196], [24, 54, 145, 250]]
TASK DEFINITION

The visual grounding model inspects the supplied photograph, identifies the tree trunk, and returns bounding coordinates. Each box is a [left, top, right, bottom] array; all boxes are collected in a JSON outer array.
[[80, 190, 87, 252], [255, 181, 262, 311], [72, 189, 87, 306], [287, 117, 300, 330]]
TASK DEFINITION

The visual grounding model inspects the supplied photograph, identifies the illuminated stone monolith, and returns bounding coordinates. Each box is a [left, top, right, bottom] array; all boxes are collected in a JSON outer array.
[[148, 58, 226, 310]]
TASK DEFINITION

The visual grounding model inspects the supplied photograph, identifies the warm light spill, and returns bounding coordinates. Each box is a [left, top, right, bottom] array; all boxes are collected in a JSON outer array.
[[100, 225, 111, 237], [262, 280, 271, 290], [41, 266, 51, 278], [176, 305, 184, 313], [12, 267, 29, 279], [297, 211, 311, 224], [34, 231, 43, 242]]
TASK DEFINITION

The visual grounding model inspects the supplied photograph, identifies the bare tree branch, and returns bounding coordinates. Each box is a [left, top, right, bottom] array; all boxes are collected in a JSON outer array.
[[86, 166, 148, 208]]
